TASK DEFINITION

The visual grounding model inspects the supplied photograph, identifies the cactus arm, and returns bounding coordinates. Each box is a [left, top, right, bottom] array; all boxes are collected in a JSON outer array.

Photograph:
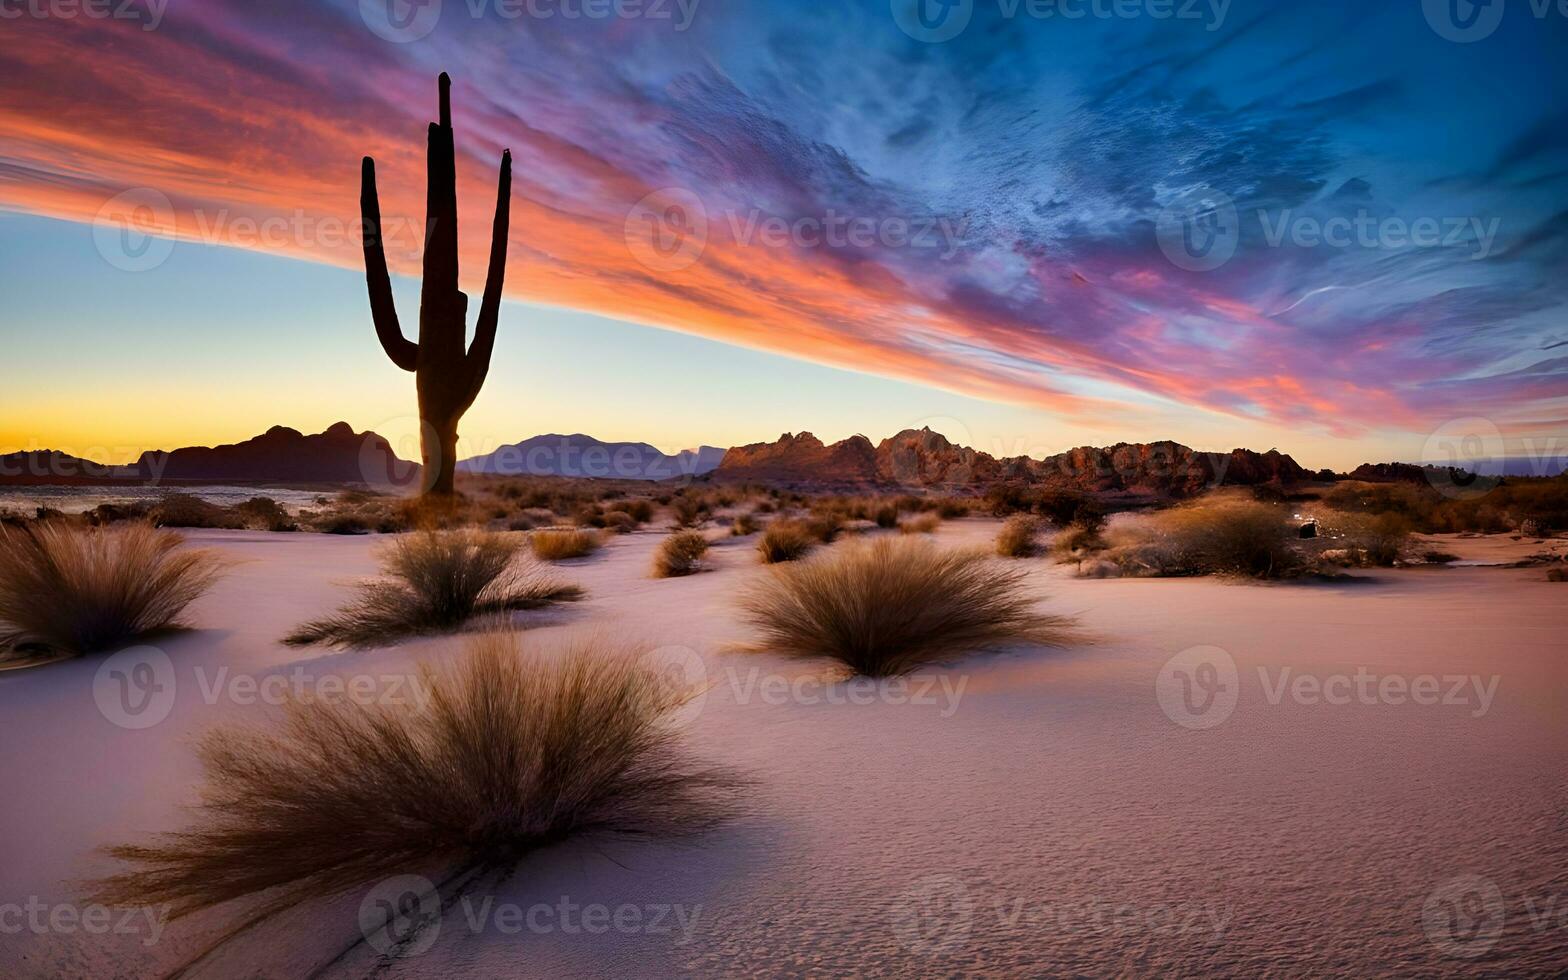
[[360, 156, 418, 372], [461, 149, 512, 408]]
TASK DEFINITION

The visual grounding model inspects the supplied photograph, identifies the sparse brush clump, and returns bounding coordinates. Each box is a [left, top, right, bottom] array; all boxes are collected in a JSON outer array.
[[530, 528, 601, 561], [670, 495, 708, 529], [995, 515, 1042, 558], [730, 513, 760, 536], [654, 531, 710, 578], [757, 520, 817, 564], [1050, 524, 1106, 562], [899, 514, 942, 535], [1108, 498, 1304, 579], [1320, 512, 1413, 567], [150, 494, 243, 530], [88, 632, 740, 922], [739, 536, 1074, 677], [285, 530, 580, 648], [608, 499, 655, 523], [0, 523, 226, 658]]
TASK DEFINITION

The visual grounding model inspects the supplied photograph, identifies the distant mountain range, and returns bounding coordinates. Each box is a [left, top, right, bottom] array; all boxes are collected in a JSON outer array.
[[6, 422, 1558, 494], [457, 434, 725, 480], [714, 428, 1312, 498]]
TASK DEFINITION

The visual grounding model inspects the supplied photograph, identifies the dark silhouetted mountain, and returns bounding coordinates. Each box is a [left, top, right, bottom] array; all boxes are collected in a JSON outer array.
[[138, 423, 409, 484]]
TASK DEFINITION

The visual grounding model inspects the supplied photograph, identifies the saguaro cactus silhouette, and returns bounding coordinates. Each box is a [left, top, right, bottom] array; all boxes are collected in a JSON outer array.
[[361, 73, 511, 497]]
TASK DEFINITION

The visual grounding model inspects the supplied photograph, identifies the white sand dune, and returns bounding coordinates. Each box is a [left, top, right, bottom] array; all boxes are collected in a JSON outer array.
[[1, 521, 1564, 977]]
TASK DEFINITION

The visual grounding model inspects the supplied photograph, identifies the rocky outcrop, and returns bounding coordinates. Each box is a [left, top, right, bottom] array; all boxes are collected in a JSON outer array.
[[1027, 443, 1310, 496], [715, 429, 1311, 497], [717, 432, 880, 485]]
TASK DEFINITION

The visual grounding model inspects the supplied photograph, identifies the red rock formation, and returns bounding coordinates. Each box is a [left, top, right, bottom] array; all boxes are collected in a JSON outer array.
[[716, 430, 1309, 497]]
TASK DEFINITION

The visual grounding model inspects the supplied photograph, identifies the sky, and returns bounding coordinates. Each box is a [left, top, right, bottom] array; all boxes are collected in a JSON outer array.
[[1, 0, 1566, 471]]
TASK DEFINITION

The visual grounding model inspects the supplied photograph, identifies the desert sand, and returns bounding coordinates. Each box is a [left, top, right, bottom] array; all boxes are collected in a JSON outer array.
[[1, 520, 1564, 977]]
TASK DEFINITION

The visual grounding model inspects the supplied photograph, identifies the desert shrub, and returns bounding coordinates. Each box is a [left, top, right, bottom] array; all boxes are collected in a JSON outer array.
[[574, 504, 608, 529], [1547, 567, 1567, 582], [607, 499, 654, 523], [530, 528, 601, 561], [1109, 498, 1303, 578], [1050, 524, 1105, 562], [0, 523, 226, 657], [757, 521, 817, 564], [318, 513, 372, 535], [730, 513, 760, 537], [984, 483, 1035, 517], [602, 511, 638, 535], [872, 503, 900, 529], [899, 514, 941, 535], [754, 500, 776, 515], [89, 632, 738, 922], [805, 514, 843, 543], [935, 497, 971, 519], [150, 494, 242, 530], [653, 531, 709, 578], [1327, 512, 1413, 567], [671, 495, 707, 529], [1035, 491, 1104, 532], [87, 502, 151, 527], [234, 497, 296, 532], [739, 536, 1074, 677], [995, 515, 1042, 558], [285, 530, 580, 647]]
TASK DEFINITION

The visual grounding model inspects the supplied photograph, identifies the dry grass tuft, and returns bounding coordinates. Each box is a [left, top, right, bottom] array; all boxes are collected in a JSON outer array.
[[653, 531, 710, 578], [530, 528, 601, 561], [899, 514, 942, 535], [757, 520, 817, 564], [739, 536, 1074, 677], [285, 530, 580, 648], [995, 515, 1042, 557], [1107, 498, 1304, 578], [730, 512, 760, 537], [87, 632, 741, 921], [0, 523, 226, 657]]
